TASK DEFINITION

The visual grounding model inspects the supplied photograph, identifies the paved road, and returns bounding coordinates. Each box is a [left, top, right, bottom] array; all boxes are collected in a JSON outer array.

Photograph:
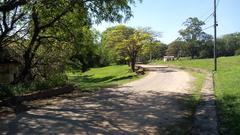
[[0, 66, 194, 135]]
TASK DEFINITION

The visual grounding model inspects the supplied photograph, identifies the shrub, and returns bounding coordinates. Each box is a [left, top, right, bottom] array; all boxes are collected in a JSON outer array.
[[235, 48, 240, 56], [0, 73, 67, 97], [199, 50, 211, 58]]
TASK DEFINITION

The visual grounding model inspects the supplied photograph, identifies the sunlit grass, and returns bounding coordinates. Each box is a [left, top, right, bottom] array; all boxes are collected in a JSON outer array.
[[66, 65, 144, 91]]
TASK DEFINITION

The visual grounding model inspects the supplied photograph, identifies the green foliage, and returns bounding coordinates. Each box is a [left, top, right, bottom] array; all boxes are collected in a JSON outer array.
[[102, 25, 135, 64], [152, 55, 240, 134], [179, 17, 205, 41], [164, 31, 240, 60], [216, 33, 240, 57], [66, 65, 142, 91], [102, 25, 159, 71], [166, 40, 187, 58], [176, 17, 213, 59], [140, 41, 167, 62], [199, 50, 211, 59], [187, 72, 205, 108], [1, 0, 141, 83], [235, 48, 240, 56], [0, 73, 67, 97]]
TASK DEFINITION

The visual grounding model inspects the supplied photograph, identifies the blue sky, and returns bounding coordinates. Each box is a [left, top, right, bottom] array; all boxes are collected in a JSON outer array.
[[94, 0, 240, 44]]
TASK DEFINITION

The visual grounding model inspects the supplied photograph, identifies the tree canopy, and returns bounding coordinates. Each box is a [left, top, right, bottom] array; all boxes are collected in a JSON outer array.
[[102, 25, 160, 71], [0, 0, 141, 83]]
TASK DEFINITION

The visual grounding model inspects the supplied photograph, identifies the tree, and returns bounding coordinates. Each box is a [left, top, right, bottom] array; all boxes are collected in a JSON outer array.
[[102, 25, 135, 64], [141, 41, 167, 61], [166, 40, 187, 59], [0, 0, 141, 83], [103, 25, 156, 71], [179, 17, 213, 59], [122, 28, 152, 71], [220, 33, 240, 56], [0, 0, 28, 62], [179, 17, 205, 41]]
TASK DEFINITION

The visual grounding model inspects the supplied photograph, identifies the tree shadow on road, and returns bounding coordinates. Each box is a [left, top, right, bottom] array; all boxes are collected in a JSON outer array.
[[1, 89, 194, 135]]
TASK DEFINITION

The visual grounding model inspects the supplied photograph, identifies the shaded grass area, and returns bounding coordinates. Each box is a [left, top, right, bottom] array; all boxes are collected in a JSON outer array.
[[152, 56, 240, 135], [67, 65, 143, 91]]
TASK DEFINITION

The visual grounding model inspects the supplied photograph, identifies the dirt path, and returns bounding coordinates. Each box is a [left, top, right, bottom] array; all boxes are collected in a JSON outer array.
[[192, 72, 219, 135], [0, 66, 194, 135]]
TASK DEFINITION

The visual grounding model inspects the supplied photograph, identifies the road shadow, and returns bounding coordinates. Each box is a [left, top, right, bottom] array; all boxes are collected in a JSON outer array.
[[0, 89, 193, 135]]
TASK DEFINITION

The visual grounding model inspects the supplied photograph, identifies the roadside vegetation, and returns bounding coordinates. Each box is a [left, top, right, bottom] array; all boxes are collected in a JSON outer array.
[[0, 0, 148, 97], [67, 65, 143, 91], [152, 55, 240, 135], [0, 74, 67, 97], [187, 72, 205, 109], [1, 1, 240, 134], [0, 65, 145, 96]]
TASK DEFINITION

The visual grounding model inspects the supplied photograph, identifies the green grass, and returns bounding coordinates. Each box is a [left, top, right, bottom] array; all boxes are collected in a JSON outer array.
[[66, 65, 143, 91], [0, 65, 141, 97], [152, 56, 240, 135], [188, 71, 205, 108], [151, 58, 213, 71]]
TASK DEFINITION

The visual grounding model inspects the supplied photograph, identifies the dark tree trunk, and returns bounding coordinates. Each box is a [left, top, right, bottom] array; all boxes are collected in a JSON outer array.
[[130, 57, 136, 72], [13, 50, 33, 83], [13, 10, 40, 83]]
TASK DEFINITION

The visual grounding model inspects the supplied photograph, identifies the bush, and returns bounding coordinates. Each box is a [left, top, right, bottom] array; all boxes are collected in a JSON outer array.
[[235, 48, 240, 56], [0, 73, 67, 97], [199, 50, 211, 58]]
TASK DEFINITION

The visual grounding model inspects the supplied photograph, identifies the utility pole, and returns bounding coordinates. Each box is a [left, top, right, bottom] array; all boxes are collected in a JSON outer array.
[[213, 0, 218, 71]]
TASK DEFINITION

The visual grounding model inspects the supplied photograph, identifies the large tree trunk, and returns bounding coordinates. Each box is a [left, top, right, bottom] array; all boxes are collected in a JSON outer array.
[[13, 51, 33, 83], [13, 11, 40, 83], [130, 57, 136, 72]]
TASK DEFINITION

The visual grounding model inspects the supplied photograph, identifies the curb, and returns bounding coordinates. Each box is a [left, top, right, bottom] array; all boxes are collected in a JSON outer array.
[[0, 85, 74, 107]]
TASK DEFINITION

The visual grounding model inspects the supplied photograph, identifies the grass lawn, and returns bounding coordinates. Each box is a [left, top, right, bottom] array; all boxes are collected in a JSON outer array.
[[152, 56, 240, 135], [66, 65, 143, 91]]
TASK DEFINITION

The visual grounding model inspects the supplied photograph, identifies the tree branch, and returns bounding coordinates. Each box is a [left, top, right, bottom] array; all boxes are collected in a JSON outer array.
[[0, 0, 28, 12]]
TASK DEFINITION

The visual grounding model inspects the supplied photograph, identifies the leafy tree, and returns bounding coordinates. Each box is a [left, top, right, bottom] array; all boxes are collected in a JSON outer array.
[[122, 28, 153, 71], [199, 40, 213, 58], [0, 0, 141, 83], [179, 17, 205, 41], [103, 25, 155, 71], [102, 25, 135, 64], [0, 0, 28, 62], [219, 33, 240, 56], [141, 41, 167, 62], [179, 17, 213, 59], [166, 40, 187, 59]]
